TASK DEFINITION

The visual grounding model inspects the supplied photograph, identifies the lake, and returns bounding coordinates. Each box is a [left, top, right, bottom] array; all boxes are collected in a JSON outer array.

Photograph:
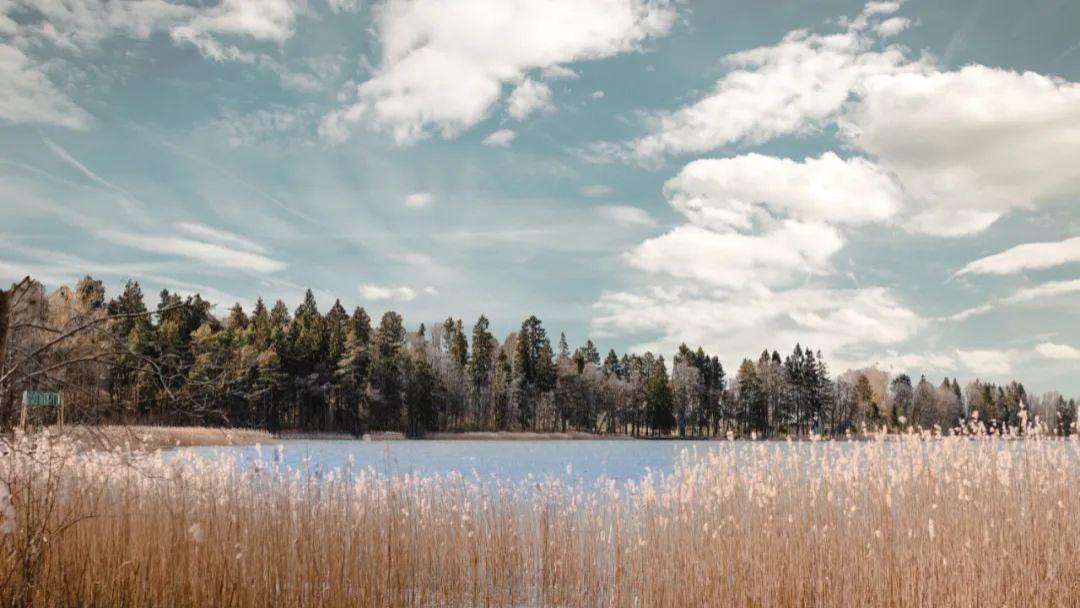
[[175, 439, 731, 483], [171, 438, 1062, 486]]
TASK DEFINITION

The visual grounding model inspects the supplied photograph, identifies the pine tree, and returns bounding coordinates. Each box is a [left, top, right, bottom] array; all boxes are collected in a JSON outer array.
[[603, 349, 620, 377], [581, 339, 600, 366], [469, 315, 495, 428], [890, 374, 914, 428], [645, 356, 675, 436], [370, 311, 406, 431], [1059, 398, 1077, 436]]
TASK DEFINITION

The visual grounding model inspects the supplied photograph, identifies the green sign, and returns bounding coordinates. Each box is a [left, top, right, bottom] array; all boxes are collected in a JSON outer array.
[[22, 390, 61, 408]]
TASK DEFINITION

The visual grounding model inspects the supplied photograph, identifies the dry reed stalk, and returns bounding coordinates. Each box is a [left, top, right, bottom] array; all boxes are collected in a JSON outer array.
[[1, 428, 1079, 607]]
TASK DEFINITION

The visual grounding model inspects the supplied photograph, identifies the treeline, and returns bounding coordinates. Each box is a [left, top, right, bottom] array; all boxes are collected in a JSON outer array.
[[1, 276, 1076, 437]]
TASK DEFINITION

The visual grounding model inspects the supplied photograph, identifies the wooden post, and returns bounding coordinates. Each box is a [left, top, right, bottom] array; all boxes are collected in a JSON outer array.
[[57, 393, 64, 431]]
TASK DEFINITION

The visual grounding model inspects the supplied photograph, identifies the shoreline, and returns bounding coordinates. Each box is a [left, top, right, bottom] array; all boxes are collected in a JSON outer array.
[[16, 425, 639, 451], [17, 425, 1028, 452]]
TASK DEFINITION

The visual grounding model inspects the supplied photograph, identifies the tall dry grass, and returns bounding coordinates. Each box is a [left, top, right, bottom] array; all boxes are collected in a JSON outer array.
[[2, 429, 1079, 606], [58, 424, 274, 451]]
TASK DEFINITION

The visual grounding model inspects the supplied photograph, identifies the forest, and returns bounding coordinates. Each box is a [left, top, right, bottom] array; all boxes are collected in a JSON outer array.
[[1, 276, 1076, 437]]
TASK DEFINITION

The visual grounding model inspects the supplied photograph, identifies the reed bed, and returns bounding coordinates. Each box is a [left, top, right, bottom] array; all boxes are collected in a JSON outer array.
[[56, 425, 274, 451], [2, 430, 1079, 607]]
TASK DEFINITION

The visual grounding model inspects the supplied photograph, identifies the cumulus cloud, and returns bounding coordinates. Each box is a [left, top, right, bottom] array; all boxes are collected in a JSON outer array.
[[0, 44, 90, 128], [507, 78, 553, 119], [593, 286, 923, 362], [957, 236, 1080, 275], [170, 0, 298, 62], [664, 153, 901, 231], [404, 192, 434, 208], [595, 205, 654, 226], [320, 0, 676, 144], [482, 128, 516, 147], [621, 151, 899, 292], [624, 3, 922, 160], [1036, 342, 1080, 361], [359, 284, 417, 302], [595, 1, 1080, 237], [844, 67, 1080, 235], [628, 221, 842, 289], [873, 17, 909, 38]]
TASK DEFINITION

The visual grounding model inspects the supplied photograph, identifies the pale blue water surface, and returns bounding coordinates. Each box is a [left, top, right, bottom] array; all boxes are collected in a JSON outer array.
[[175, 439, 729, 483], [171, 439, 1062, 486]]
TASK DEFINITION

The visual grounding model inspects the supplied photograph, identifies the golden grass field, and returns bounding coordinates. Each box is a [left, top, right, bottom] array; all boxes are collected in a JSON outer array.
[[2, 428, 1079, 606]]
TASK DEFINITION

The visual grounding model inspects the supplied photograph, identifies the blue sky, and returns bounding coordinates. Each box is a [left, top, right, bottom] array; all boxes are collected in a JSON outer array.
[[1, 0, 1079, 394]]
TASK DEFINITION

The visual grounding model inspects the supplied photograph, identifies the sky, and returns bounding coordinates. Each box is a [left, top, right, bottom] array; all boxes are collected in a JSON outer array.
[[1, 0, 1079, 394]]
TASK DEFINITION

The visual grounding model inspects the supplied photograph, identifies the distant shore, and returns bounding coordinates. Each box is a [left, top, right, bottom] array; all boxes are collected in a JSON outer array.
[[17, 425, 905, 452], [15, 425, 639, 451]]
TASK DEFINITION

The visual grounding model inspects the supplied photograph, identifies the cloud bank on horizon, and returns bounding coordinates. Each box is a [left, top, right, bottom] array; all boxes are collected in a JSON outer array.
[[0, 0, 1078, 392]]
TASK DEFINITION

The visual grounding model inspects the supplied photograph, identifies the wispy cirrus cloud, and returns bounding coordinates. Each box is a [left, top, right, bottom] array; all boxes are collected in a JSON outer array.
[[958, 236, 1080, 275], [102, 230, 285, 274]]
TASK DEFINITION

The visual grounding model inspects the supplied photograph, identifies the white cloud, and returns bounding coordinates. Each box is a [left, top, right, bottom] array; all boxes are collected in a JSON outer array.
[[327, 0, 363, 14], [946, 278, 1080, 322], [175, 222, 268, 254], [41, 135, 135, 197], [958, 236, 1080, 275], [591, 90, 605, 99], [665, 153, 901, 231], [321, 0, 676, 144], [0, 44, 89, 128], [507, 78, 553, 119], [621, 152, 899, 292], [482, 128, 516, 147], [595, 2, 1080, 238], [102, 230, 285, 273], [6, 0, 192, 51], [208, 106, 315, 146], [844, 66, 1080, 234], [1036, 342, 1080, 361], [865, 351, 959, 376], [628, 221, 842, 290], [0, 0, 305, 129], [359, 284, 417, 302], [596, 205, 654, 226], [956, 348, 1016, 375], [873, 17, 909, 38], [1002, 279, 1080, 304], [625, 4, 924, 160], [170, 0, 298, 62], [581, 184, 613, 198], [404, 192, 434, 208], [593, 286, 923, 362]]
